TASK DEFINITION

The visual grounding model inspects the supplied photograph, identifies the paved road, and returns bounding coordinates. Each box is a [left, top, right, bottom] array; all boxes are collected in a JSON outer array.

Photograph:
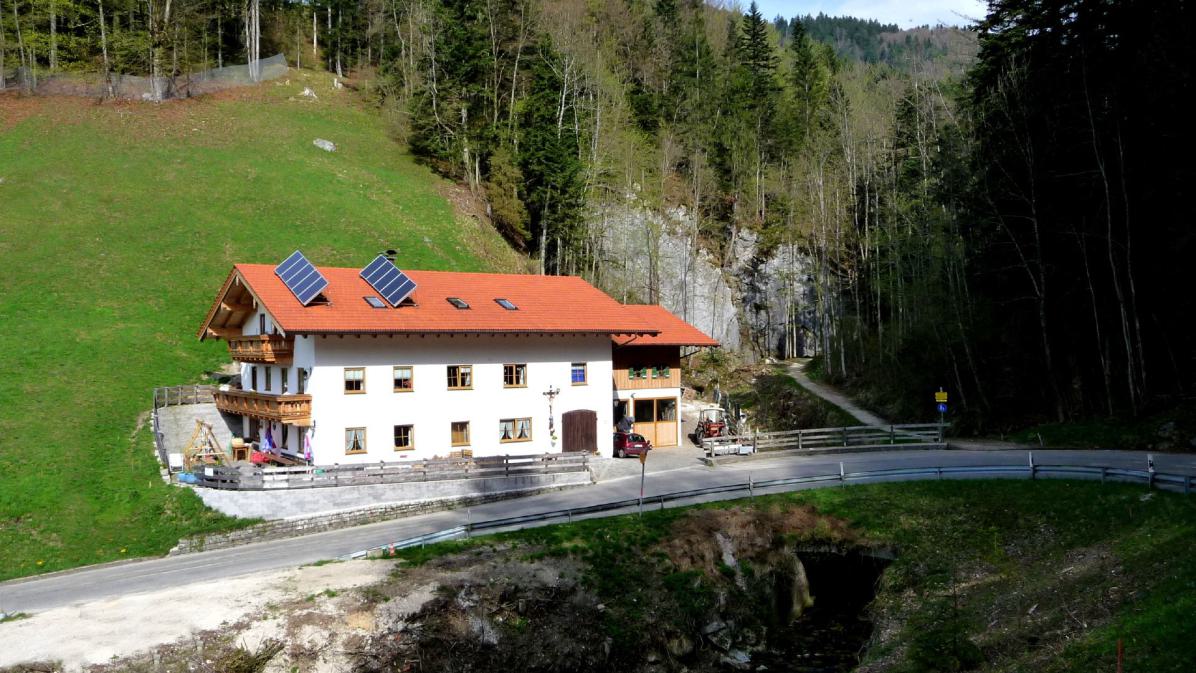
[[4, 448, 1194, 614], [786, 360, 888, 425]]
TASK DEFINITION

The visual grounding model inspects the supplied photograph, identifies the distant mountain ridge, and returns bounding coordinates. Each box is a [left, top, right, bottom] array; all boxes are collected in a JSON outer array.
[[773, 13, 979, 75]]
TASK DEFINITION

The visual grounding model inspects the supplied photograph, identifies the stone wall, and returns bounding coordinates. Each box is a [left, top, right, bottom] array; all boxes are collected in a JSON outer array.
[[190, 470, 593, 519], [171, 476, 591, 554]]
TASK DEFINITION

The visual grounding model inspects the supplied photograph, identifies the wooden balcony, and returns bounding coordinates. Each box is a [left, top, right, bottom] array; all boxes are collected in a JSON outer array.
[[226, 334, 294, 364], [213, 389, 312, 426]]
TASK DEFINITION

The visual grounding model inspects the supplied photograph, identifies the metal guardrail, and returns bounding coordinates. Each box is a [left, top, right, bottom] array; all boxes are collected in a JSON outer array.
[[700, 423, 946, 458], [343, 456, 1194, 559]]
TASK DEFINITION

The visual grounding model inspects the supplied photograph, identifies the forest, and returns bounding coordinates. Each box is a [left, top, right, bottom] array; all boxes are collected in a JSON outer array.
[[2, 0, 1191, 433]]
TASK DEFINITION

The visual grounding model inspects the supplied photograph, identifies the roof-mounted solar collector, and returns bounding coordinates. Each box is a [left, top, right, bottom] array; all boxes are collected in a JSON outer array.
[[275, 250, 329, 306], [360, 254, 418, 307]]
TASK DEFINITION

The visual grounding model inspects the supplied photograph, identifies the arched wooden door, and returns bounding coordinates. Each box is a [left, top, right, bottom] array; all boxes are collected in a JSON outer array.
[[562, 409, 598, 453]]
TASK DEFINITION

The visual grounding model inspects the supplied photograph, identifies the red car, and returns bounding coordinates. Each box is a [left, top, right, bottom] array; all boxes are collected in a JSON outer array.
[[613, 431, 651, 458]]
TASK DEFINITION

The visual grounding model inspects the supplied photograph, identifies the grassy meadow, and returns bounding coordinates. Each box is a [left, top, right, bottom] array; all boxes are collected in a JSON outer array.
[[0, 71, 522, 580], [395, 480, 1196, 672]]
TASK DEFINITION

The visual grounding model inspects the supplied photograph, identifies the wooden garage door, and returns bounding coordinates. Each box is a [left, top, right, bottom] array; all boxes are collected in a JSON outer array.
[[632, 397, 678, 447], [562, 409, 598, 453]]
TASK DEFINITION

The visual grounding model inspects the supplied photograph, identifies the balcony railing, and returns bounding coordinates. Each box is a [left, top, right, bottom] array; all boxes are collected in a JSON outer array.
[[226, 334, 294, 364], [213, 389, 312, 426]]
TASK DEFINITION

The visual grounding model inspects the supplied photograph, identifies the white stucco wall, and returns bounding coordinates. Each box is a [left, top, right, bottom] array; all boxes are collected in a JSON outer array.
[[306, 333, 613, 463]]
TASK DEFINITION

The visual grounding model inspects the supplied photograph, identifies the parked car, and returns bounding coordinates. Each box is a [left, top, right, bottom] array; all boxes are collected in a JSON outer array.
[[613, 431, 652, 458]]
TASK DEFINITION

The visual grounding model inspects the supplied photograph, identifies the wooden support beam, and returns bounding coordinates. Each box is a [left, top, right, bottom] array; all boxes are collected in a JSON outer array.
[[206, 326, 241, 339], [221, 301, 254, 314]]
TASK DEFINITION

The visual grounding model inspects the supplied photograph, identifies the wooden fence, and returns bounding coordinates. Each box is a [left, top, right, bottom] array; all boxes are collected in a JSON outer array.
[[701, 423, 946, 458], [194, 452, 591, 490], [153, 384, 217, 409]]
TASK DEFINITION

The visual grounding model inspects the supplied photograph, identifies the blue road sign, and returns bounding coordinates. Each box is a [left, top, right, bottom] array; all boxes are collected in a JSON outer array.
[[937, 402, 948, 414]]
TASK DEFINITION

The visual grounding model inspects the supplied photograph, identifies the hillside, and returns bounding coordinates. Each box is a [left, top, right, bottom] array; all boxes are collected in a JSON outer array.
[[0, 71, 523, 580], [774, 14, 979, 76]]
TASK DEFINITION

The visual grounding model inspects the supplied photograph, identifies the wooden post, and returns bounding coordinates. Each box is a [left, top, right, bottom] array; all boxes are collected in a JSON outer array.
[[890, 425, 895, 444], [798, 430, 803, 451], [842, 427, 848, 447]]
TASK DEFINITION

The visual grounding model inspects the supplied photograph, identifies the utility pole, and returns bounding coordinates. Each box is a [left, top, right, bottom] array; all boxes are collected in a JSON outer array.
[[638, 450, 647, 517]]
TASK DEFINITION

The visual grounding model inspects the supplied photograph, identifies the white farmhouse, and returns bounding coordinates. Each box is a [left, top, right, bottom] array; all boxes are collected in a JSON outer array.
[[197, 252, 717, 465]]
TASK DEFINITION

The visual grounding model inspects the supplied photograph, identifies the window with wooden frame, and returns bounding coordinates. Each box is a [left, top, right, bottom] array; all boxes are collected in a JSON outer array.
[[451, 421, 471, 446], [259, 314, 267, 334], [571, 362, 587, 385], [394, 424, 414, 450], [250, 366, 258, 390], [393, 366, 414, 392], [264, 367, 272, 392], [280, 367, 289, 394], [634, 400, 655, 423], [446, 365, 473, 390], [651, 365, 671, 379], [298, 368, 309, 394], [503, 363, 527, 388], [499, 418, 532, 443], [345, 427, 366, 454], [344, 367, 365, 394]]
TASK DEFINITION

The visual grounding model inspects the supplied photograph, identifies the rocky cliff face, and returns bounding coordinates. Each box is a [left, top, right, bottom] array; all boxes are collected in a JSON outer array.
[[592, 202, 817, 358]]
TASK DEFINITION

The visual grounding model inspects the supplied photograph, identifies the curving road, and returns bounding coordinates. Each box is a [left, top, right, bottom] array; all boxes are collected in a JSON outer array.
[[3, 447, 1194, 615]]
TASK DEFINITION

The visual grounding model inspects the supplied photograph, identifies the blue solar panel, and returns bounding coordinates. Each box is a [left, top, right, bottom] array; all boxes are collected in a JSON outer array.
[[275, 250, 328, 306], [360, 255, 417, 307]]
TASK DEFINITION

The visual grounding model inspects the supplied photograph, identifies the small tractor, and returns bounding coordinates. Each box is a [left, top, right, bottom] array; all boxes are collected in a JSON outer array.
[[695, 407, 729, 441]]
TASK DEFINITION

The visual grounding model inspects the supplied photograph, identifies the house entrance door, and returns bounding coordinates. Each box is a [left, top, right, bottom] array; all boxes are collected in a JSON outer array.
[[632, 397, 679, 447], [562, 410, 597, 452]]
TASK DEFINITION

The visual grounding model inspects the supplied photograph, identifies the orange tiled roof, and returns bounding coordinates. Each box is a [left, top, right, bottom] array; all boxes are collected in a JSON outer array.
[[201, 264, 663, 337], [612, 305, 720, 347]]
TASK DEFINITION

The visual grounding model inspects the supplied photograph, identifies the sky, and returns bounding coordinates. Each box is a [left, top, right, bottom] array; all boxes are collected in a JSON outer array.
[[746, 0, 988, 29]]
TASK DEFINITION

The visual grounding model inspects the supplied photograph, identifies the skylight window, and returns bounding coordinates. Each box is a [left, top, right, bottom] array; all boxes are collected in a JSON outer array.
[[495, 298, 518, 310], [364, 296, 386, 308], [447, 297, 470, 309]]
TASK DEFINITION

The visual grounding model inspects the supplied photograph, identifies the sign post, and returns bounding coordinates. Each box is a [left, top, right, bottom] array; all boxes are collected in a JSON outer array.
[[638, 450, 648, 517], [934, 388, 949, 435]]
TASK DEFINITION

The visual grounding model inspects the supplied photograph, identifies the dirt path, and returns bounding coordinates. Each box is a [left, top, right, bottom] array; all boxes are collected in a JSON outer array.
[[785, 361, 888, 426], [0, 560, 394, 672]]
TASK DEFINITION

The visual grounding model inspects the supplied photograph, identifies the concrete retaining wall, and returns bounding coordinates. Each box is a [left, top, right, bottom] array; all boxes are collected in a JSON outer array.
[[156, 402, 239, 468], [172, 472, 592, 554], [188, 471, 593, 520]]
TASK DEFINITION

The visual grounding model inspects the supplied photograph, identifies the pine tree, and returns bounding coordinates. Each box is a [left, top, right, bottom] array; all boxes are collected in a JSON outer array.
[[518, 39, 584, 274], [736, 1, 778, 111]]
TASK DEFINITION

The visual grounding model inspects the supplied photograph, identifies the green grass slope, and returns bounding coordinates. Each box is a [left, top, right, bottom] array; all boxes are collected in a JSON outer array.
[[396, 480, 1196, 672], [0, 71, 523, 581]]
